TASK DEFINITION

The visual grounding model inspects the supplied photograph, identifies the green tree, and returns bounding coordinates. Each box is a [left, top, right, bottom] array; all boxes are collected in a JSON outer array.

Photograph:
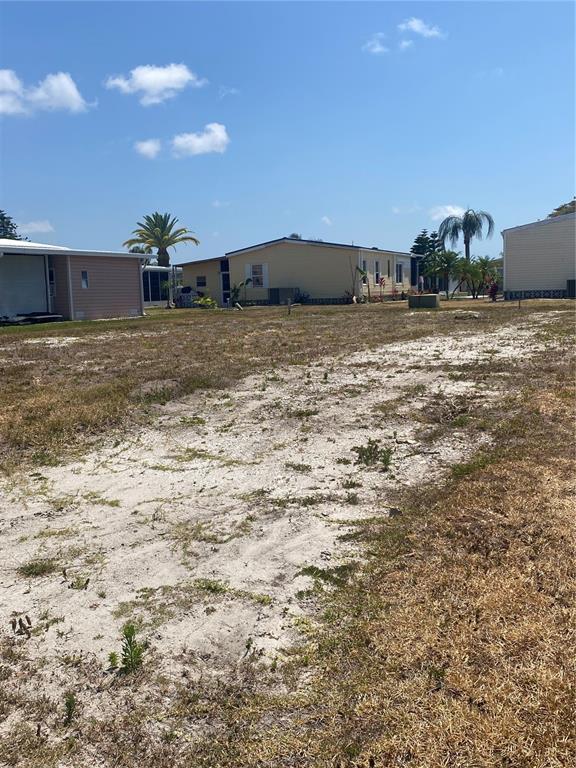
[[410, 229, 431, 256], [453, 258, 483, 299], [475, 255, 499, 295], [423, 250, 460, 299], [428, 231, 442, 255], [123, 213, 199, 267], [548, 197, 575, 217], [0, 210, 22, 240], [438, 208, 495, 262]]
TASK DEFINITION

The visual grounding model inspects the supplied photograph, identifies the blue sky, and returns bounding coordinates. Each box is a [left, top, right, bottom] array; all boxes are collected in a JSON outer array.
[[1, 1, 574, 262]]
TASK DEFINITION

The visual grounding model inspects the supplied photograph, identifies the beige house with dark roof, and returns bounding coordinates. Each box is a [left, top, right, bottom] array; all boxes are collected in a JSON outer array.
[[0, 239, 144, 321], [503, 213, 576, 299], [181, 237, 414, 306]]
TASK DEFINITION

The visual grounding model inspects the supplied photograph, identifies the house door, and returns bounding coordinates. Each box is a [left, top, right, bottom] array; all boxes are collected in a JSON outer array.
[[220, 259, 230, 305]]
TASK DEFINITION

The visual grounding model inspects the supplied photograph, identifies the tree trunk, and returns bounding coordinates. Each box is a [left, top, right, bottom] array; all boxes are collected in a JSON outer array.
[[157, 248, 170, 268], [464, 237, 471, 262], [444, 272, 450, 300]]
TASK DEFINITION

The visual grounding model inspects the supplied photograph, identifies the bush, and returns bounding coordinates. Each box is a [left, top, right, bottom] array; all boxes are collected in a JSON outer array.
[[193, 296, 217, 309]]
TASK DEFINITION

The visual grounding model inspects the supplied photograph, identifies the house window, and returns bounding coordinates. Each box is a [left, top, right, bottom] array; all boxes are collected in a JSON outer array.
[[387, 259, 391, 278], [196, 276, 207, 288], [251, 264, 264, 287], [81, 270, 89, 289], [361, 260, 368, 284], [374, 260, 380, 285], [395, 263, 403, 284]]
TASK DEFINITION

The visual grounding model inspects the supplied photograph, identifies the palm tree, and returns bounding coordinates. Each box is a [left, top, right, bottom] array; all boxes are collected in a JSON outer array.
[[475, 255, 499, 295], [123, 212, 199, 267], [356, 266, 371, 302], [424, 250, 460, 299], [438, 209, 494, 262]]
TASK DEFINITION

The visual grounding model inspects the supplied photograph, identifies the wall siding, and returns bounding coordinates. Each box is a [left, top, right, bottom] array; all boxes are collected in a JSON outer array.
[[504, 214, 576, 292], [69, 256, 142, 320], [49, 254, 72, 318], [181, 260, 222, 302]]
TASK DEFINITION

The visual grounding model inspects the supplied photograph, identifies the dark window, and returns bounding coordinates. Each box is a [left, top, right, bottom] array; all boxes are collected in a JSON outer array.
[[143, 272, 150, 301], [150, 271, 162, 302], [196, 276, 207, 288], [220, 259, 229, 273], [81, 270, 89, 289], [221, 273, 230, 291]]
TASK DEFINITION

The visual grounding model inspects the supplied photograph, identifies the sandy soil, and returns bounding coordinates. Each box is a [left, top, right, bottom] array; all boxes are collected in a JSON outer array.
[[0, 313, 562, 722]]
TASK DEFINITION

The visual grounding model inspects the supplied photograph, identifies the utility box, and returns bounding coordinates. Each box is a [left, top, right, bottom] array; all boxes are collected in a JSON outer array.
[[408, 294, 440, 309]]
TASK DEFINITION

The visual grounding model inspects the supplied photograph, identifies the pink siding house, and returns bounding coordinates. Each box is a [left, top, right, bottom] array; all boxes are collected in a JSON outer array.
[[0, 239, 144, 321]]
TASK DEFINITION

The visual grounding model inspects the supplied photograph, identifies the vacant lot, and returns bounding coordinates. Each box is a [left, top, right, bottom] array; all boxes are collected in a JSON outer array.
[[0, 301, 574, 767]]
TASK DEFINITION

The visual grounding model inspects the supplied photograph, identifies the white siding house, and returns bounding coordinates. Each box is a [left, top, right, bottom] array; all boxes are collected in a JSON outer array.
[[503, 213, 575, 299]]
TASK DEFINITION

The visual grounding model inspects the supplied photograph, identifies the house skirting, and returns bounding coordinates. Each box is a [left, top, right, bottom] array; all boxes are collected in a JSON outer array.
[[504, 289, 568, 300]]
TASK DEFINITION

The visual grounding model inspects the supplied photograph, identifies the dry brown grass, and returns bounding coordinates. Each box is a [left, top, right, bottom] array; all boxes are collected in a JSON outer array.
[[185, 355, 574, 767], [0, 300, 571, 471]]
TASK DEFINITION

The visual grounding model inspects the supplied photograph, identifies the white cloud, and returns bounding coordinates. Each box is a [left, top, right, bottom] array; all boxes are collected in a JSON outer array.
[[172, 123, 230, 157], [18, 220, 54, 235], [212, 199, 230, 208], [398, 18, 445, 39], [219, 85, 239, 99], [399, 40, 414, 51], [321, 216, 333, 226], [429, 205, 465, 222], [134, 138, 161, 159], [105, 64, 206, 106], [362, 33, 389, 55], [0, 69, 89, 115]]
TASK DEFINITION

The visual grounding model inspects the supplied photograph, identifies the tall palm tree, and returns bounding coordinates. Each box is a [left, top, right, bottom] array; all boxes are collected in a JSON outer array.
[[123, 212, 199, 267], [438, 208, 494, 262]]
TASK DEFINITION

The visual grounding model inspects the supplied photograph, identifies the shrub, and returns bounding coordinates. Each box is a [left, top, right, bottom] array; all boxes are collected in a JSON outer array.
[[193, 296, 217, 309], [17, 558, 59, 578]]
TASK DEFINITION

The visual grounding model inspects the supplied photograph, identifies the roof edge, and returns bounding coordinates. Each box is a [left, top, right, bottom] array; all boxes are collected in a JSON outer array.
[[225, 237, 412, 257], [502, 211, 576, 234]]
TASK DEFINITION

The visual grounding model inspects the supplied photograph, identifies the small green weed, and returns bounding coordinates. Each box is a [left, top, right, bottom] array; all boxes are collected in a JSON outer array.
[[351, 439, 394, 471], [63, 692, 77, 726], [120, 623, 146, 673]]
